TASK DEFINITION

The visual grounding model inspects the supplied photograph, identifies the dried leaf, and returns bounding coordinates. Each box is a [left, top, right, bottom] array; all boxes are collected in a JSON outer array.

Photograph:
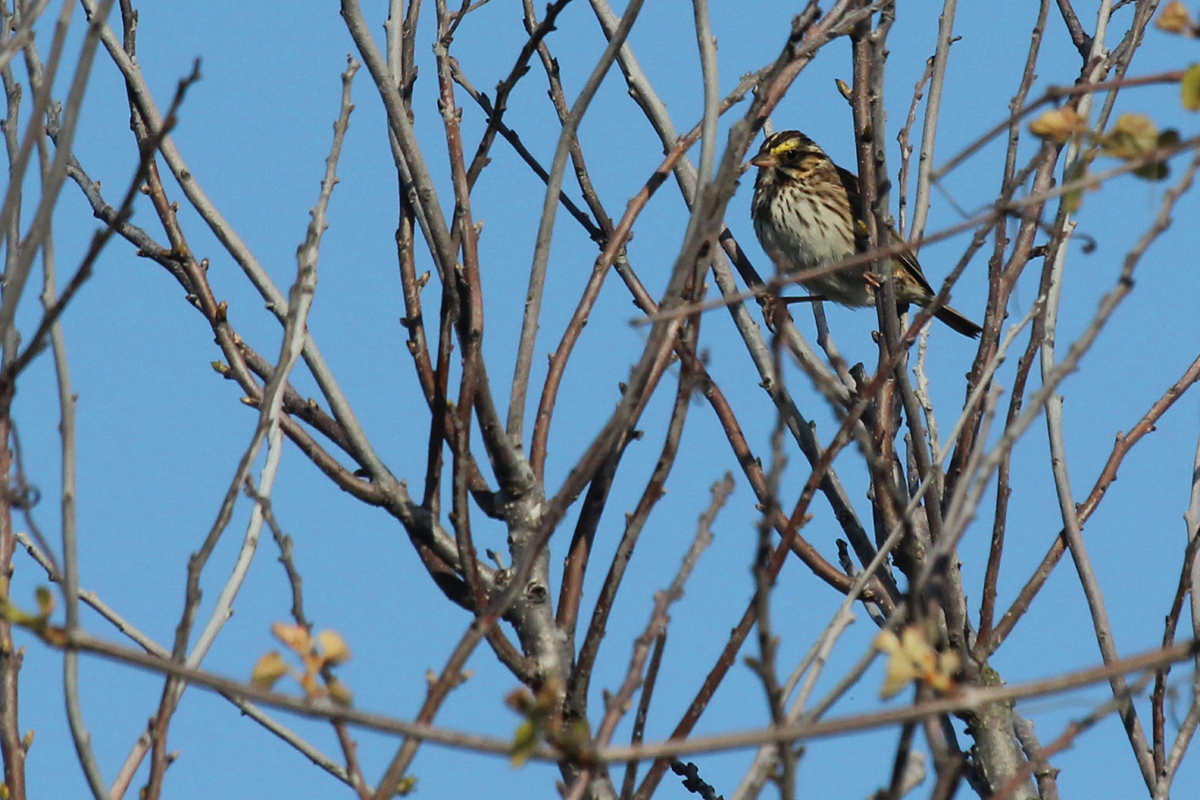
[[1029, 107, 1088, 143], [250, 651, 289, 689], [875, 629, 922, 699], [41, 627, 67, 647], [271, 622, 312, 654], [1100, 116, 1178, 181], [1183, 64, 1200, 110], [394, 776, 418, 796], [298, 668, 322, 700], [1099, 113, 1159, 160], [928, 650, 962, 694], [506, 687, 536, 715], [1156, 1, 1196, 34], [300, 650, 325, 681], [874, 625, 960, 699], [317, 629, 351, 666]]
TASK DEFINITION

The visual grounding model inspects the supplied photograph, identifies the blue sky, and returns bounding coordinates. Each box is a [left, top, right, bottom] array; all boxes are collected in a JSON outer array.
[[8, 1, 1200, 798]]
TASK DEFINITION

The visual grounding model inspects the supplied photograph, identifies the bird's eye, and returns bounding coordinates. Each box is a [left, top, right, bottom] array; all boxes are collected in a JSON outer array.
[[780, 149, 801, 165]]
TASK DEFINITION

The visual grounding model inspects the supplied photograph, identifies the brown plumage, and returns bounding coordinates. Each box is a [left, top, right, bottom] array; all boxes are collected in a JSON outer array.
[[750, 130, 981, 338]]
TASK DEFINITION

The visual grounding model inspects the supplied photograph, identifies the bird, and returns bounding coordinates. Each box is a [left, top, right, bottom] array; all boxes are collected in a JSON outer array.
[[749, 129, 981, 338]]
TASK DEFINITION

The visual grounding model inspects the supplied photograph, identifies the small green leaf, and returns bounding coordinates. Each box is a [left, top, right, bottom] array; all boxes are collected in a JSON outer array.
[[1183, 64, 1200, 110], [34, 587, 54, 619], [510, 719, 540, 767]]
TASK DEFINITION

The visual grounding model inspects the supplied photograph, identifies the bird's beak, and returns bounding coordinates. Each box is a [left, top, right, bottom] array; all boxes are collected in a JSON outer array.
[[749, 153, 776, 169]]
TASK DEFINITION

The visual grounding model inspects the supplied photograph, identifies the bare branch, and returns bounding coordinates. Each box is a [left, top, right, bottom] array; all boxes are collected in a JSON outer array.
[[506, 0, 648, 444]]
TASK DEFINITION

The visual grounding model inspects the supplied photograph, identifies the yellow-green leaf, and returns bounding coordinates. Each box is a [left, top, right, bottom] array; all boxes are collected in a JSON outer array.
[[34, 587, 54, 619], [1183, 64, 1200, 110], [0, 600, 32, 628], [250, 651, 289, 689], [510, 719, 540, 767]]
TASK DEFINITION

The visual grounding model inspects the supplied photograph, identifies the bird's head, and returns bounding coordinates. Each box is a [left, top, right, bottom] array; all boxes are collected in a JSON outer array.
[[749, 130, 827, 178]]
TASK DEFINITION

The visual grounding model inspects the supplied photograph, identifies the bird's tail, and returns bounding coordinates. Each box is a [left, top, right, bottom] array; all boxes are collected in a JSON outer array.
[[933, 304, 982, 338]]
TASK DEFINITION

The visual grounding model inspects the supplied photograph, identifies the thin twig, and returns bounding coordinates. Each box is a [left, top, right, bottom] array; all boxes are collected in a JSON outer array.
[[143, 56, 359, 800], [14, 532, 353, 794], [908, 0, 958, 244], [28, 630, 1199, 765], [988, 148, 1200, 655], [593, 474, 732, 748], [506, 0, 648, 443]]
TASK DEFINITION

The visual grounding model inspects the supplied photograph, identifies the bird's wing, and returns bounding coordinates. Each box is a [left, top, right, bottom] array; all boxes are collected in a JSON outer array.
[[836, 163, 934, 296]]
